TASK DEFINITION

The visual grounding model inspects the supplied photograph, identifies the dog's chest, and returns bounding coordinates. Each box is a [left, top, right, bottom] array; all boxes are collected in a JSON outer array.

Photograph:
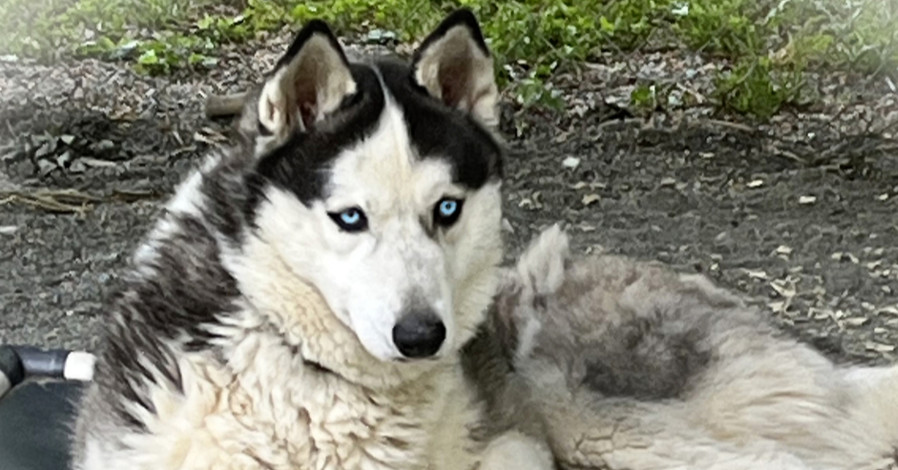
[[206, 363, 479, 470]]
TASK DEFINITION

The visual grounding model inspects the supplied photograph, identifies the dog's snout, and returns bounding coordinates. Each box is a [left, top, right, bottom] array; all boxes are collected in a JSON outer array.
[[392, 311, 446, 359]]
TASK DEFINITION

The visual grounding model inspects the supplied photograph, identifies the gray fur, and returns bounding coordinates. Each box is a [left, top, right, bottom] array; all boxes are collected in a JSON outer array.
[[482, 226, 898, 470]]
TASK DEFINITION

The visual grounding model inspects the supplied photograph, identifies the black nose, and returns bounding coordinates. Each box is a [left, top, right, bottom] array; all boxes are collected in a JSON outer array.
[[392, 312, 446, 359]]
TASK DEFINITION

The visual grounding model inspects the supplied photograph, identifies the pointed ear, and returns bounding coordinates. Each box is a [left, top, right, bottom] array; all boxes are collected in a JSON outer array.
[[258, 20, 357, 136], [411, 9, 499, 126]]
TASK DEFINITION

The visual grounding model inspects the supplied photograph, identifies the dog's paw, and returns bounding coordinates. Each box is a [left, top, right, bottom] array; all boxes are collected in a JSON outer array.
[[480, 431, 554, 470]]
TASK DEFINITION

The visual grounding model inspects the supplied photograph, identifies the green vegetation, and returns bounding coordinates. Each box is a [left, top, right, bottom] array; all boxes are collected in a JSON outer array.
[[2, 0, 896, 120]]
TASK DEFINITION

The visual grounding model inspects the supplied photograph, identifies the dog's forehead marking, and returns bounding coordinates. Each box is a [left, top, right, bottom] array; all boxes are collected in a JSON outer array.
[[327, 89, 458, 215], [251, 58, 500, 215]]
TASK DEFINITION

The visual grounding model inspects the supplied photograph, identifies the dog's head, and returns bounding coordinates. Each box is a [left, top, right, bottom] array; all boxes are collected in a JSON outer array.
[[234, 10, 504, 364]]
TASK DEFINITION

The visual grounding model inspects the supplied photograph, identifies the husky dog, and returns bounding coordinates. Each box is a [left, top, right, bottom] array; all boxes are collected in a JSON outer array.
[[71, 10, 553, 470], [490, 226, 898, 470]]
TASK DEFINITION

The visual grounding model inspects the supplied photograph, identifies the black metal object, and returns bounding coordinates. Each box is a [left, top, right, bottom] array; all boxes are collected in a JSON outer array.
[[1, 345, 95, 399], [0, 380, 84, 470], [0, 345, 92, 470], [0, 346, 25, 397]]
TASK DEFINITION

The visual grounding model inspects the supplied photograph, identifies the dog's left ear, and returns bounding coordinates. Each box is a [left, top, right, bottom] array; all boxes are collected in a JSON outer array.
[[411, 9, 499, 126]]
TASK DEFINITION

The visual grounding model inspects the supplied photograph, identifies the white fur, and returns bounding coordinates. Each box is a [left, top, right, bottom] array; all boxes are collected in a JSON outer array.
[[74, 12, 551, 470], [74, 67, 537, 470]]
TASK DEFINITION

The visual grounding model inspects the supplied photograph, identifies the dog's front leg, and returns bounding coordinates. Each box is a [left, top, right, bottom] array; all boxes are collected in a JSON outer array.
[[479, 431, 555, 470]]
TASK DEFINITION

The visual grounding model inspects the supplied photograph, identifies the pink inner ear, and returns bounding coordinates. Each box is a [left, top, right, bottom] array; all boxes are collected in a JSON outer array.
[[294, 76, 318, 129], [439, 61, 472, 109]]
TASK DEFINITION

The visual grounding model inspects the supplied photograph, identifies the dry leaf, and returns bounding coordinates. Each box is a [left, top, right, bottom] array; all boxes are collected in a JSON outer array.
[[775, 245, 793, 255], [770, 279, 796, 298], [878, 306, 898, 316], [866, 342, 896, 353], [843, 317, 869, 326], [744, 269, 768, 280]]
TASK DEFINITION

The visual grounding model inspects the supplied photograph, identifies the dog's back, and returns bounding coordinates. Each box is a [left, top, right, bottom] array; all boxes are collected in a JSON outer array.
[[492, 226, 898, 470]]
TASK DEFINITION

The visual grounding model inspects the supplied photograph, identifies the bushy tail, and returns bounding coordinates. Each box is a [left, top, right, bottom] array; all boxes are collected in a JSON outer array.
[[844, 364, 898, 450], [511, 224, 570, 299]]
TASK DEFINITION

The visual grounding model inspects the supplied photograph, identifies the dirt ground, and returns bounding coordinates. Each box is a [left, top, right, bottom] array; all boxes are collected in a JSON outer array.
[[1, 32, 897, 368]]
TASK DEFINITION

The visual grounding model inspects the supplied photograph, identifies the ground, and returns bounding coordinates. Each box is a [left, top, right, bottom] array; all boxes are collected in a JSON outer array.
[[1, 25, 897, 370]]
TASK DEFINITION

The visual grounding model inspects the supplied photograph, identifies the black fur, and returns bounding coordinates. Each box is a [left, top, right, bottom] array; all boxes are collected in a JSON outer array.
[[580, 309, 713, 400], [92, 214, 240, 430], [380, 58, 503, 187], [252, 64, 385, 206]]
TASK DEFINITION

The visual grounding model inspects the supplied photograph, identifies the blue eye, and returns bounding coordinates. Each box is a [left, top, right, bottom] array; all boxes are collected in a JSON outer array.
[[433, 198, 463, 227], [439, 200, 457, 217], [341, 210, 360, 225], [328, 207, 368, 232]]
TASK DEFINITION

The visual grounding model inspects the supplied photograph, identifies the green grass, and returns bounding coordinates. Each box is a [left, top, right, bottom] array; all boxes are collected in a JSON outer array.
[[2, 0, 897, 120]]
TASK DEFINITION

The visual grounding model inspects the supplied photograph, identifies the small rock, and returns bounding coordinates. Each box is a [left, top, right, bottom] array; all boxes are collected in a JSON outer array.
[[37, 159, 56, 176], [562, 156, 581, 169], [69, 159, 87, 174], [57, 150, 72, 168], [747, 179, 764, 188], [0, 225, 18, 235], [60, 135, 75, 145], [34, 141, 54, 158], [798, 195, 817, 204], [90, 139, 115, 155], [582, 193, 600, 206], [659, 177, 676, 187]]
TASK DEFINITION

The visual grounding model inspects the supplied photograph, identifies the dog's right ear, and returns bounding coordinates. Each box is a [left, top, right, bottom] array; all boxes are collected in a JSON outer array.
[[257, 20, 357, 137]]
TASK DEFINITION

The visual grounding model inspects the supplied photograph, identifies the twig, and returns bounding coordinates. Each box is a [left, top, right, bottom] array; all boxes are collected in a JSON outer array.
[[0, 188, 162, 214], [206, 92, 247, 119], [770, 146, 808, 165], [706, 118, 756, 134], [676, 82, 707, 105]]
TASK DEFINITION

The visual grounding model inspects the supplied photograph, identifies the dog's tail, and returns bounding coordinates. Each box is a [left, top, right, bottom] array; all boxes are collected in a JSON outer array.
[[843, 364, 898, 451]]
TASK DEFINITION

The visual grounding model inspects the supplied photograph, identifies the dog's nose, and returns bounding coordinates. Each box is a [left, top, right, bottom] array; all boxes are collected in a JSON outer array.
[[392, 312, 446, 359]]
